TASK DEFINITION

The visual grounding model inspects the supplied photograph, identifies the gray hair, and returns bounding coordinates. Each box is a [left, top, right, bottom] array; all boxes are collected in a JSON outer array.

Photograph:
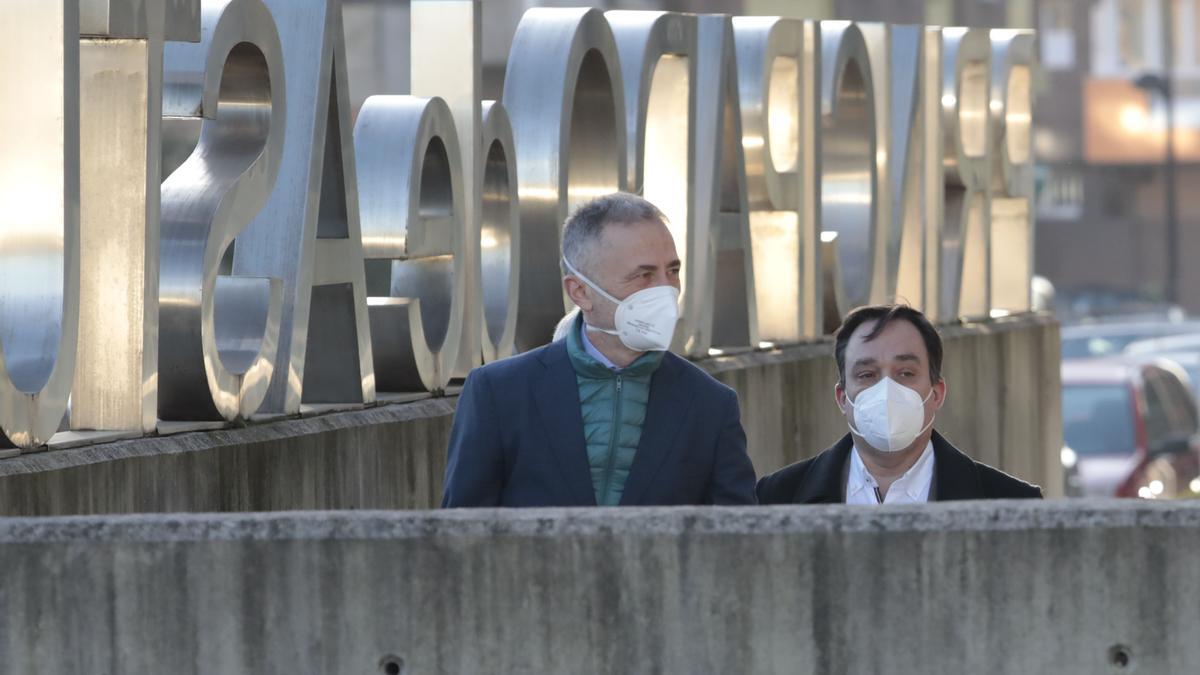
[[560, 192, 666, 275]]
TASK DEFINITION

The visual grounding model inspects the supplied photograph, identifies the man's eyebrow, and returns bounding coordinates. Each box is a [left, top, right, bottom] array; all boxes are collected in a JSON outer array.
[[850, 357, 878, 369], [894, 353, 922, 363], [623, 261, 681, 279], [625, 264, 658, 279]]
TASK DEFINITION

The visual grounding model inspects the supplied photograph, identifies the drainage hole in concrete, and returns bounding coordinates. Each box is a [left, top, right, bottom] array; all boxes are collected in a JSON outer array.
[[379, 655, 405, 675], [1108, 644, 1132, 669]]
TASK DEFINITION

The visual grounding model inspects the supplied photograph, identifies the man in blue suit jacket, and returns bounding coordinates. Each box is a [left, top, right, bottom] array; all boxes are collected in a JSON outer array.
[[442, 193, 757, 507]]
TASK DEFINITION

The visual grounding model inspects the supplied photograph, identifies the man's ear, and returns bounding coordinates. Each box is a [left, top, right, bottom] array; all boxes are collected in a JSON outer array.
[[564, 276, 592, 312], [834, 381, 848, 413], [931, 378, 948, 410]]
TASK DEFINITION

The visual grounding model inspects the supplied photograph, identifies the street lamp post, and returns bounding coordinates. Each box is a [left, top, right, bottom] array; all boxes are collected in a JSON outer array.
[[1135, 72, 1179, 307], [1135, 1, 1179, 307]]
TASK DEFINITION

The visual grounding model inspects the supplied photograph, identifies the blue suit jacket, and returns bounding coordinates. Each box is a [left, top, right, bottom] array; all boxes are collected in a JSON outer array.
[[442, 340, 758, 507]]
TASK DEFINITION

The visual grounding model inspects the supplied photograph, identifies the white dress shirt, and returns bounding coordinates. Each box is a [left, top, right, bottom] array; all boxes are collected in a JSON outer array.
[[845, 441, 936, 504], [580, 322, 622, 371]]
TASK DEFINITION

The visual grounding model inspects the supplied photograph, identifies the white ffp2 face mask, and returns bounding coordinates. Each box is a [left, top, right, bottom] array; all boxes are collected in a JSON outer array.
[[562, 257, 680, 352], [845, 376, 935, 453]]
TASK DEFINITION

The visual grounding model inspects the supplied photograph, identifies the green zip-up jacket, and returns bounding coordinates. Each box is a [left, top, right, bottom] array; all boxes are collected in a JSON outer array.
[[565, 316, 665, 506]]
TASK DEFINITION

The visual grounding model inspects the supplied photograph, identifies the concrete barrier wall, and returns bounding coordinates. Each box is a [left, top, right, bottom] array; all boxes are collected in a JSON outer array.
[[0, 315, 1061, 515], [0, 501, 1192, 674]]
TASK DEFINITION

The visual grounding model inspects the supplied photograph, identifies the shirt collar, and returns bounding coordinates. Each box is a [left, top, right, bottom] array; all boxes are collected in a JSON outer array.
[[580, 320, 622, 371], [846, 440, 936, 503]]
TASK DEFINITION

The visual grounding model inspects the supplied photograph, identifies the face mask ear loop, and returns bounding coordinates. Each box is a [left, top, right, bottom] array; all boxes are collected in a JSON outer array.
[[915, 387, 937, 438], [847, 420, 866, 439], [842, 385, 864, 437], [562, 257, 621, 304], [562, 256, 624, 337]]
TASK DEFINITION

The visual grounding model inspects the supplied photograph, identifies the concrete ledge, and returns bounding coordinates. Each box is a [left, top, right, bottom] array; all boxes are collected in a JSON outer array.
[[1, 498, 1197, 541], [0, 398, 455, 478], [0, 398, 456, 515], [0, 500, 1192, 674]]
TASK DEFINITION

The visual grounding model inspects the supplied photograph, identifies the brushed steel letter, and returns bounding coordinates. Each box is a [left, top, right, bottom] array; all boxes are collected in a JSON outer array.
[[237, 0, 375, 414], [819, 21, 889, 317], [0, 1, 80, 449], [356, 96, 467, 392], [734, 17, 821, 342], [74, 0, 200, 433], [989, 29, 1035, 315], [159, 0, 286, 420], [479, 101, 521, 363], [502, 8, 626, 350], [694, 14, 759, 353], [936, 28, 992, 320]]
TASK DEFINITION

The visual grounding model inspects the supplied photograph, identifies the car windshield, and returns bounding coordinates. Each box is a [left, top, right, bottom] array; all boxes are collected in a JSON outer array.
[[1063, 334, 1150, 359], [1063, 385, 1136, 457]]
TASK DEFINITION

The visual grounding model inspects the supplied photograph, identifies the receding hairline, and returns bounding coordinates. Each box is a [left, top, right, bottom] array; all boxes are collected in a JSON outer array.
[[560, 192, 669, 275]]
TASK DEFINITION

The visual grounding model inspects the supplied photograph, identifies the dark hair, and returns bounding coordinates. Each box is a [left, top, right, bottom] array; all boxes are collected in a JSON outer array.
[[560, 192, 666, 275], [834, 304, 943, 386]]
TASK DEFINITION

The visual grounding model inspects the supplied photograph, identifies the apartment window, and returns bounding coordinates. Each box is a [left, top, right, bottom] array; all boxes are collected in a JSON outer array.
[[1091, 0, 1162, 77], [1174, 0, 1200, 75], [1035, 166, 1084, 222], [1040, 0, 1076, 70]]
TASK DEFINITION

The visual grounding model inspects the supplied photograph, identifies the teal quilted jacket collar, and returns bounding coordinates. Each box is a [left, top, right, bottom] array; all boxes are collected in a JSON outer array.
[[564, 313, 665, 379]]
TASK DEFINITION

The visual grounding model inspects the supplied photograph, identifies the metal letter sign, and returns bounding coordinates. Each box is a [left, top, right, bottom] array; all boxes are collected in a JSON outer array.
[[479, 101, 521, 363], [0, 5, 1039, 449], [734, 17, 822, 343], [819, 21, 887, 317], [502, 8, 626, 351], [937, 28, 993, 320], [989, 29, 1036, 315], [356, 96, 467, 393], [693, 14, 759, 354], [158, 0, 286, 421], [0, 1, 80, 449], [75, 0, 200, 433], [243, 0, 375, 413], [606, 11, 700, 352]]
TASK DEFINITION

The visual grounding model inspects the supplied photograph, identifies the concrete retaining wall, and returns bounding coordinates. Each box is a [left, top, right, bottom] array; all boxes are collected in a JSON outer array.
[[0, 315, 1061, 515], [0, 500, 1190, 674]]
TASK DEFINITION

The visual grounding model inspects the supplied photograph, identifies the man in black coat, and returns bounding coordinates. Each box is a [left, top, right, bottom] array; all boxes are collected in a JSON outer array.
[[757, 304, 1042, 504]]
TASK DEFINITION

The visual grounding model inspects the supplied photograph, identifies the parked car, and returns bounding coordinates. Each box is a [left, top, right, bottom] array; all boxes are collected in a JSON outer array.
[[1061, 357, 1200, 498], [1061, 320, 1200, 360], [1125, 332, 1200, 357], [1056, 287, 1186, 323], [1123, 335, 1200, 407]]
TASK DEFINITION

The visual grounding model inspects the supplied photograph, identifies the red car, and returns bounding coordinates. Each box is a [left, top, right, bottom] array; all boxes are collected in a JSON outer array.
[[1061, 357, 1200, 498]]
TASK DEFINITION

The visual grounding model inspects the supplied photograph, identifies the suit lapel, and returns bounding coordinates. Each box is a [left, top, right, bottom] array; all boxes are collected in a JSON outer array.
[[931, 431, 983, 501], [533, 342, 597, 506], [794, 435, 854, 504], [619, 356, 697, 505]]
